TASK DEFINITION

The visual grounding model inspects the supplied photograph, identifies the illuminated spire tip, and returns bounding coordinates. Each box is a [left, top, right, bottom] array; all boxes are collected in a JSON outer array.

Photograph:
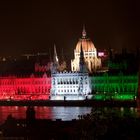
[[82, 25, 86, 38]]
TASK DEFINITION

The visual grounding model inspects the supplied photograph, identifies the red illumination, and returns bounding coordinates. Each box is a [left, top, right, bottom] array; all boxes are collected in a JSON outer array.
[[35, 62, 52, 72], [0, 106, 53, 124], [0, 77, 51, 101]]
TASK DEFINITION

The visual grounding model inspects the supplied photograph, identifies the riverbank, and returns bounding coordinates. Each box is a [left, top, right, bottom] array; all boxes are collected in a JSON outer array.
[[0, 100, 137, 107]]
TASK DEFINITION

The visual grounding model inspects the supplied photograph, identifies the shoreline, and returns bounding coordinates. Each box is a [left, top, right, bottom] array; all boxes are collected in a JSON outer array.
[[0, 100, 137, 107]]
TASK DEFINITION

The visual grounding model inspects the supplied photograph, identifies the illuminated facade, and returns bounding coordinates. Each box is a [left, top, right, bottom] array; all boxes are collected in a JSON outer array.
[[0, 30, 138, 101], [0, 74, 51, 100], [91, 73, 138, 100], [71, 27, 101, 73], [0, 73, 138, 101], [50, 45, 92, 100]]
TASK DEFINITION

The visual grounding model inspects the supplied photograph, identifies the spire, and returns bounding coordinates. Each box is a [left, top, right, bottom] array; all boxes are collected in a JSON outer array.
[[53, 44, 58, 63], [79, 43, 87, 72], [82, 25, 87, 38], [51, 44, 59, 73], [80, 44, 84, 61]]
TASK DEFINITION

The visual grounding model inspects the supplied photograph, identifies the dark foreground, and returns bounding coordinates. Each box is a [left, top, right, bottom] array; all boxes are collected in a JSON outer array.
[[0, 100, 137, 107], [0, 107, 140, 140]]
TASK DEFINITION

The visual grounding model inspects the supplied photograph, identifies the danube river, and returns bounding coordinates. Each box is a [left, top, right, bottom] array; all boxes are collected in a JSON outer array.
[[0, 106, 92, 124], [0, 106, 140, 124]]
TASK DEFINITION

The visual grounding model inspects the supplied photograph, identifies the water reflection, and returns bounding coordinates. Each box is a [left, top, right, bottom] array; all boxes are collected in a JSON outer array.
[[51, 107, 91, 120], [0, 106, 27, 124], [0, 106, 140, 124], [0, 106, 92, 124]]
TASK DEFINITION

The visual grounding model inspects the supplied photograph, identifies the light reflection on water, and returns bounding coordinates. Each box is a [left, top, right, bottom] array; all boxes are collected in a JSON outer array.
[[51, 107, 92, 120], [0, 106, 140, 124], [0, 106, 92, 124]]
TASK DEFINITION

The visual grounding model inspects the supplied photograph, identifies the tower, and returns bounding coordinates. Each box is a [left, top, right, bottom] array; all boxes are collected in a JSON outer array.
[[82, 25, 87, 39], [79, 44, 87, 73], [71, 26, 101, 73], [51, 44, 59, 73]]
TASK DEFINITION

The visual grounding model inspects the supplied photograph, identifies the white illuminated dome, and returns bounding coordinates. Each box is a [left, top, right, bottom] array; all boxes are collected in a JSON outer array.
[[75, 27, 96, 53], [71, 26, 102, 72], [75, 38, 96, 53]]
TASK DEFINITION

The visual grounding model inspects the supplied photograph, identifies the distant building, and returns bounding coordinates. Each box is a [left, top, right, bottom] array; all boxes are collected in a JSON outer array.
[[71, 27, 101, 73], [108, 48, 139, 74], [50, 45, 92, 100]]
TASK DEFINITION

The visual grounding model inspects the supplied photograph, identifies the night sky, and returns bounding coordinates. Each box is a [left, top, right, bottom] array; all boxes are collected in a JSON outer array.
[[0, 0, 139, 58]]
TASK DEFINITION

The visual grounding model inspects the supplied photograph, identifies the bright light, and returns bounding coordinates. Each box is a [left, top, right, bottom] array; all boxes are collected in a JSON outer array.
[[98, 52, 104, 57], [0, 77, 51, 101]]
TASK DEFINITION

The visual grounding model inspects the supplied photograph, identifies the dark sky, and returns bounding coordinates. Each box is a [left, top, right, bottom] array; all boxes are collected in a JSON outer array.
[[0, 0, 139, 57]]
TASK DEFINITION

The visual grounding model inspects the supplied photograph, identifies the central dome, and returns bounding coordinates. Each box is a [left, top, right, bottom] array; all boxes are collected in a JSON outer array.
[[75, 27, 96, 53], [71, 26, 101, 72]]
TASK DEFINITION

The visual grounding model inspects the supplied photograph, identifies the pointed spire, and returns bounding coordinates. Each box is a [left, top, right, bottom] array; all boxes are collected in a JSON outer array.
[[51, 44, 59, 73], [82, 25, 87, 38], [53, 44, 58, 63], [79, 43, 87, 72], [80, 44, 84, 60]]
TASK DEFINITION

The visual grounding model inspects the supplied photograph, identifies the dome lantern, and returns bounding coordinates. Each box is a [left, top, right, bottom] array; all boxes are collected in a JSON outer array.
[[82, 25, 87, 38]]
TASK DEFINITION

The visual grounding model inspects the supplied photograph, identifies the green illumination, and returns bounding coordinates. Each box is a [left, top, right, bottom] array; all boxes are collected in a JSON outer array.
[[91, 74, 138, 101], [93, 95, 113, 100], [93, 95, 106, 100], [114, 94, 135, 100], [93, 94, 136, 101]]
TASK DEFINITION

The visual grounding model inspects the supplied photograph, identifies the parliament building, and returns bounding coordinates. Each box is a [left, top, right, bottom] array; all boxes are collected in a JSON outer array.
[[71, 27, 101, 73], [0, 27, 138, 101]]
